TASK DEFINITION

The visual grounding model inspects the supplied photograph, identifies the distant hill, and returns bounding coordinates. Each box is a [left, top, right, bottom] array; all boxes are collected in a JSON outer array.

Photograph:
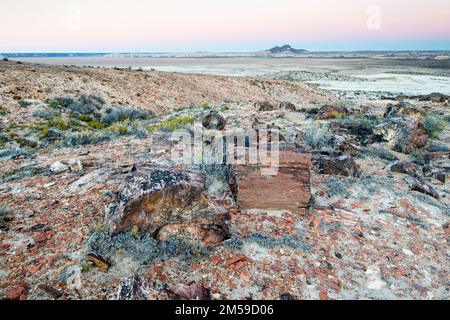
[[255, 45, 308, 56], [267, 45, 307, 54]]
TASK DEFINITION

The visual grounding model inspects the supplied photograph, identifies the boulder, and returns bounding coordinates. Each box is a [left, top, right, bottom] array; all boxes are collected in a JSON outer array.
[[314, 105, 349, 120], [104, 166, 231, 243], [279, 102, 296, 111], [202, 112, 226, 130], [419, 92, 448, 103], [384, 102, 426, 120], [50, 161, 69, 174], [255, 101, 276, 112], [386, 160, 423, 177], [374, 116, 428, 154], [404, 175, 439, 199], [319, 155, 360, 177]]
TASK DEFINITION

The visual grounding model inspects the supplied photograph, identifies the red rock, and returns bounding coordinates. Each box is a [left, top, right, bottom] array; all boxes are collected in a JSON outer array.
[[210, 256, 221, 265], [315, 105, 349, 120], [225, 255, 252, 270], [7, 286, 27, 300], [171, 283, 211, 300], [319, 290, 329, 300], [319, 155, 360, 177], [33, 232, 47, 243], [27, 259, 46, 274], [154, 265, 163, 274]]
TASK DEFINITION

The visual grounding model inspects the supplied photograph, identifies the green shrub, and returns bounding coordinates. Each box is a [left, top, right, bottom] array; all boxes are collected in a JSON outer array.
[[109, 123, 128, 136], [148, 116, 194, 132], [100, 107, 150, 125], [62, 130, 109, 147], [77, 114, 93, 122], [87, 119, 107, 129], [423, 115, 446, 139], [47, 118, 69, 130]]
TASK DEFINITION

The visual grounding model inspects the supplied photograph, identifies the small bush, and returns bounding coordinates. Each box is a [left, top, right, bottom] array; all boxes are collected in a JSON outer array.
[[109, 123, 128, 136], [62, 130, 110, 147], [335, 114, 380, 129], [77, 114, 94, 122], [33, 108, 60, 120], [100, 107, 150, 125], [48, 95, 105, 115], [301, 125, 332, 150], [87, 119, 107, 129], [423, 115, 446, 139], [47, 118, 69, 130], [149, 116, 194, 132]]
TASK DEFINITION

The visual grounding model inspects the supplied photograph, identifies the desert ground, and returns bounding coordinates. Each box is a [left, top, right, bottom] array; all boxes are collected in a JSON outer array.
[[0, 57, 448, 300]]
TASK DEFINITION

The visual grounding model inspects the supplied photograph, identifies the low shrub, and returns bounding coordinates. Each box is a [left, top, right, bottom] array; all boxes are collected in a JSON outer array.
[[149, 116, 195, 132], [61, 130, 110, 147], [33, 107, 60, 120], [300, 125, 332, 150], [423, 115, 446, 139], [100, 107, 150, 125]]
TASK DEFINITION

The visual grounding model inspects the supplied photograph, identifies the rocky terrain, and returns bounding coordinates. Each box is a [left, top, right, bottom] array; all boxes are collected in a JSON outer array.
[[0, 59, 449, 300]]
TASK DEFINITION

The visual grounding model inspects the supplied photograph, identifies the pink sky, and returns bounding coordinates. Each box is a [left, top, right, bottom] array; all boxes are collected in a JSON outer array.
[[1, 0, 450, 52]]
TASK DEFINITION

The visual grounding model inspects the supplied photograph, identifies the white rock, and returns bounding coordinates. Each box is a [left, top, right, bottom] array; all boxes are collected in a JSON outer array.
[[50, 161, 69, 173], [402, 248, 414, 256], [68, 159, 83, 172], [366, 265, 387, 290]]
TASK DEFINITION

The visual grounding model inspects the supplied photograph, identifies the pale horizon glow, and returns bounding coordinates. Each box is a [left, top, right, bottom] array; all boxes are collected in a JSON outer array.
[[1, 0, 450, 52]]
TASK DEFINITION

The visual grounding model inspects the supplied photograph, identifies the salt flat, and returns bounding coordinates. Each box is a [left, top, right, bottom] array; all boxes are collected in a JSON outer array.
[[13, 57, 450, 96]]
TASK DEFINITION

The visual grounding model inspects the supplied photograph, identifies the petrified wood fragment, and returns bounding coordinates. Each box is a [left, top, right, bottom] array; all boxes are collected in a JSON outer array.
[[105, 166, 230, 243], [234, 149, 311, 211]]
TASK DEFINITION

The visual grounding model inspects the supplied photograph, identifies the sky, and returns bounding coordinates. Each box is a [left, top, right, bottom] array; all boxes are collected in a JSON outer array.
[[1, 0, 450, 52]]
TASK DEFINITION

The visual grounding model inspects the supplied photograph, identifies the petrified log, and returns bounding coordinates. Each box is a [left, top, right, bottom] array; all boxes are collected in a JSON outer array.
[[105, 166, 230, 242], [234, 149, 311, 211]]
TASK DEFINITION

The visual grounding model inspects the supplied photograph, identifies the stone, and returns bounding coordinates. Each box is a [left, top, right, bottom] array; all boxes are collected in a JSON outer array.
[[420, 92, 448, 103], [7, 286, 27, 300], [255, 101, 276, 112], [234, 149, 311, 211], [384, 102, 426, 120], [202, 112, 226, 130], [50, 161, 69, 173], [279, 102, 296, 111], [366, 265, 387, 290], [374, 116, 428, 154], [118, 275, 163, 300], [319, 155, 360, 177], [85, 254, 110, 273], [37, 284, 63, 299], [33, 232, 47, 243], [105, 166, 231, 239], [68, 159, 83, 172], [171, 283, 211, 300], [314, 105, 349, 120], [386, 160, 423, 177], [404, 175, 440, 199]]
